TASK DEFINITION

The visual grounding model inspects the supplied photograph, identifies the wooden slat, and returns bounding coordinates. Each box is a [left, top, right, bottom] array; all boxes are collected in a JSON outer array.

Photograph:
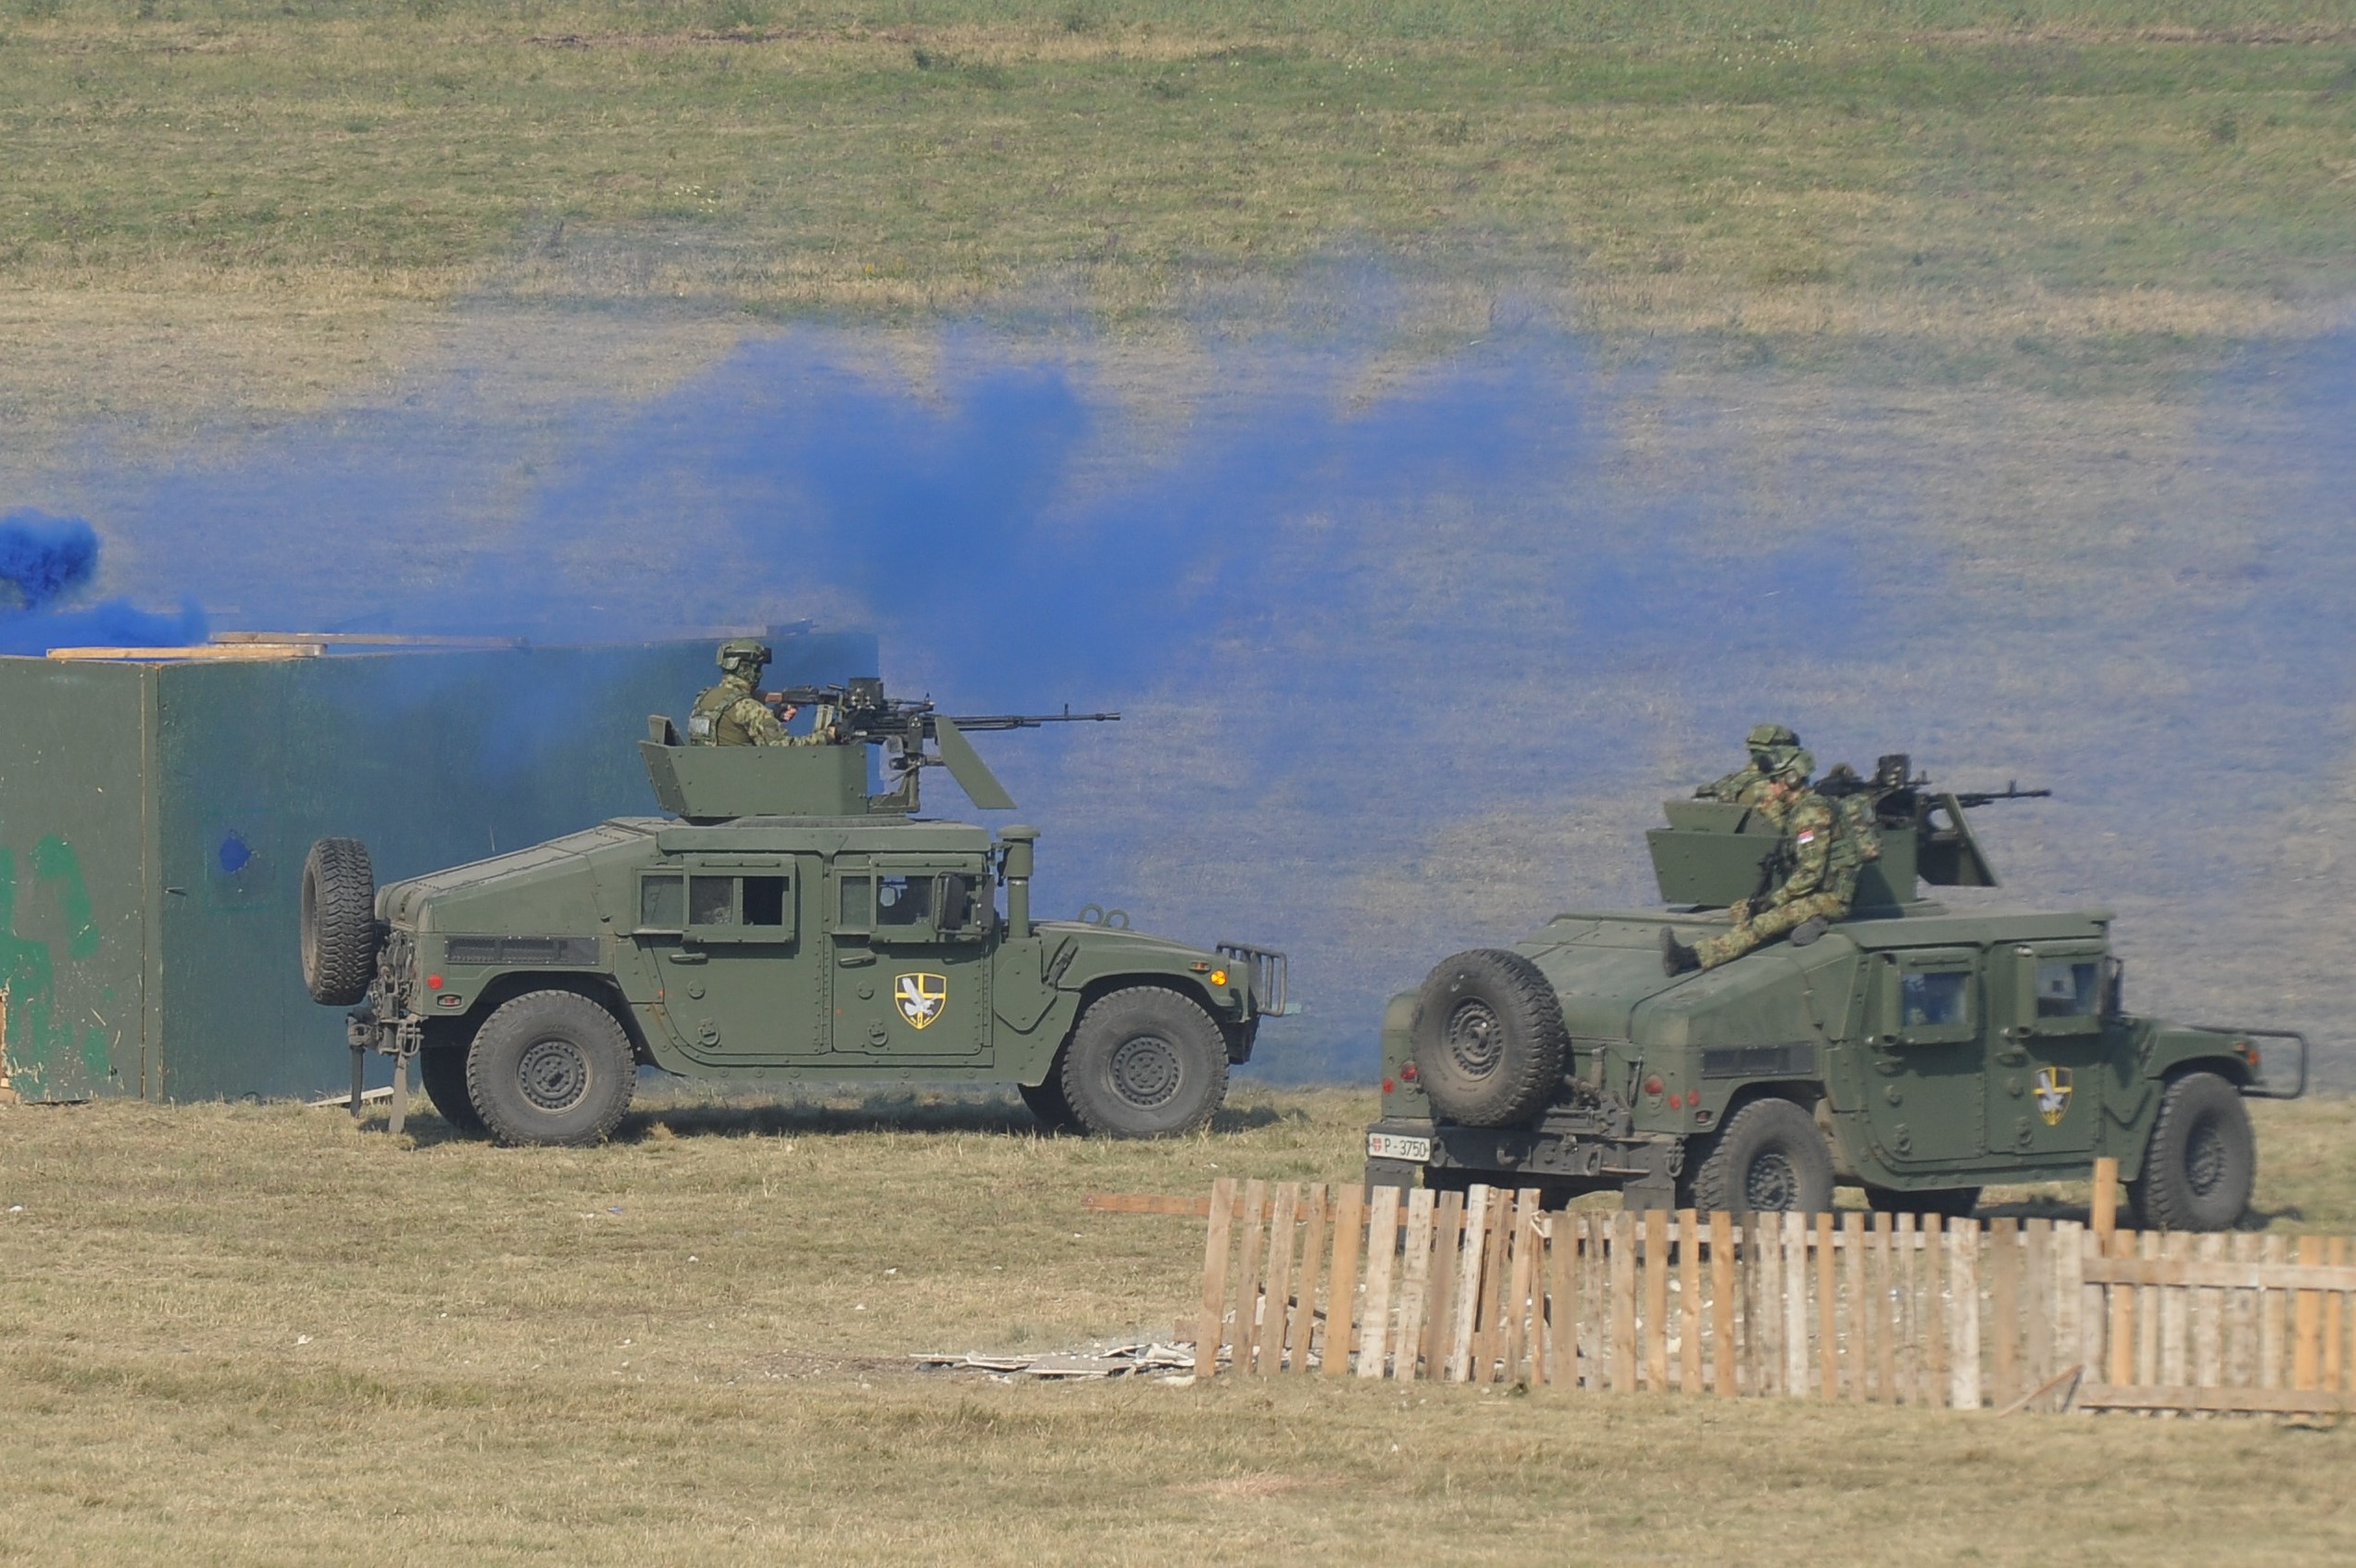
[[2260, 1233, 2287, 1389], [1549, 1213, 1581, 1390], [1989, 1219, 2020, 1408], [1477, 1193, 1517, 1385], [2078, 1256, 2356, 1291], [1780, 1211, 1806, 1399], [1923, 1216, 1949, 1399], [2107, 1228, 2137, 1388], [1894, 1213, 1918, 1405], [2078, 1383, 2356, 1416], [1505, 1192, 1542, 1386], [1843, 1212, 1868, 1404], [1444, 1187, 1489, 1384], [1950, 1220, 1981, 1411], [1610, 1211, 1638, 1392], [1645, 1208, 1672, 1393], [1711, 1210, 1736, 1398], [1873, 1213, 1896, 1404], [1585, 1208, 1610, 1388], [2226, 1233, 2259, 1389], [1815, 1211, 1838, 1400], [1355, 1185, 1402, 1380], [2294, 1235, 2325, 1392], [1322, 1185, 1364, 1379], [1290, 1185, 1329, 1375], [1420, 1191, 1464, 1383], [1257, 1184, 1299, 1377], [2329, 1237, 2349, 1396], [1747, 1211, 1773, 1397], [1392, 1187, 1439, 1383], [1197, 1177, 1237, 1378], [2193, 1233, 2225, 1390], [2136, 1229, 2161, 1391], [1680, 1209, 1705, 1396], [1233, 1180, 1270, 1377], [2090, 1156, 2119, 1244], [2160, 1232, 2190, 1391], [2024, 1219, 2053, 1392], [2066, 1222, 2099, 1389]]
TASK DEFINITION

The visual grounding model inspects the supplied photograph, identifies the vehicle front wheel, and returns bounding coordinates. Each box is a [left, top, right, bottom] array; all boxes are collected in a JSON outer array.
[[1688, 1098, 1836, 1215], [419, 1047, 488, 1136], [1059, 987, 1228, 1138], [465, 990, 635, 1148], [2127, 1071, 2255, 1233]]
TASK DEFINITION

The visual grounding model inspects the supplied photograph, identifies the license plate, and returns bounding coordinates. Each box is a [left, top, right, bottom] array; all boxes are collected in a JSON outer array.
[[1367, 1132, 1432, 1163]]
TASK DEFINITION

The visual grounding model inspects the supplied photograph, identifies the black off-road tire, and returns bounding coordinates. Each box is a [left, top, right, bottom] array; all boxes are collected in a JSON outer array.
[[1862, 1184, 1981, 1220], [300, 837, 378, 1007], [1019, 1073, 1080, 1134], [1410, 949, 1568, 1128], [2127, 1072, 2255, 1233], [1059, 986, 1228, 1138], [465, 990, 635, 1148], [1689, 1098, 1836, 1215], [418, 1047, 489, 1136]]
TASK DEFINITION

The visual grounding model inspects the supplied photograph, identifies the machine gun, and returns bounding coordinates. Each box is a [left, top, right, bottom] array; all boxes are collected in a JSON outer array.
[[1814, 754, 2049, 890], [760, 677, 1119, 810]]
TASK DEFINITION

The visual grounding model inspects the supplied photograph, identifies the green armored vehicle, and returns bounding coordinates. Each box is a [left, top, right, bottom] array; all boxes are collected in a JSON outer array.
[[1365, 756, 2304, 1230], [300, 681, 1285, 1145]]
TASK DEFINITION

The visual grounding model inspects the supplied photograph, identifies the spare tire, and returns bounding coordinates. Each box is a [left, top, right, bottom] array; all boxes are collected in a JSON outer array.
[[1411, 948, 1568, 1127], [301, 837, 379, 1006]]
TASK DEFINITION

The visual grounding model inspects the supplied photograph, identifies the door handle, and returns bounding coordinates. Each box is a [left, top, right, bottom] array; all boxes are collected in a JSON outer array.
[[837, 950, 876, 968], [1995, 1047, 2026, 1066], [665, 951, 708, 966]]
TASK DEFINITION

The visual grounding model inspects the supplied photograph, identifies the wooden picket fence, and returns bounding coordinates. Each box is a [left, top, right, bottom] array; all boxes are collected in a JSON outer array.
[[1189, 1176, 2356, 1414]]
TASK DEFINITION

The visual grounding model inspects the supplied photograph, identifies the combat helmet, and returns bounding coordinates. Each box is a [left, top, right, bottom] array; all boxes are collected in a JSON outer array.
[[1767, 746, 1814, 784], [1745, 722, 1799, 751], [716, 637, 772, 676]]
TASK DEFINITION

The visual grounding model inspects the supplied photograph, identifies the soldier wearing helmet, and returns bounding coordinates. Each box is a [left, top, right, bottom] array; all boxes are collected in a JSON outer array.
[[1696, 722, 1801, 806], [688, 639, 834, 747], [1664, 746, 1860, 974]]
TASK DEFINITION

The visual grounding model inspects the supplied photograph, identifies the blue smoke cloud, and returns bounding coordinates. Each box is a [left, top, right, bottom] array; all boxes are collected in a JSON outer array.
[[0, 508, 98, 608], [0, 506, 207, 655]]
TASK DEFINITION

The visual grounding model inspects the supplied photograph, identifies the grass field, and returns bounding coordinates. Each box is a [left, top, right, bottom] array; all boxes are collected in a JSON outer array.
[[6, 1, 2355, 438], [3, 1086, 2354, 1564]]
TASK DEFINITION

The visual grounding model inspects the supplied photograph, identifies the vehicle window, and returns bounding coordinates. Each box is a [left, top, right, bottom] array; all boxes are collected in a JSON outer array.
[[1902, 971, 1969, 1027], [876, 874, 933, 928], [837, 875, 871, 927], [640, 875, 683, 930], [743, 875, 788, 928], [690, 875, 735, 926], [2036, 960, 2099, 1018]]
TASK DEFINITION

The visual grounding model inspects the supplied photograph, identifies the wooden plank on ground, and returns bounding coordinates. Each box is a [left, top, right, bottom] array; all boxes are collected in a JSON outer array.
[[1950, 1220, 1981, 1411], [2077, 1383, 2356, 1417], [1392, 1186, 1439, 1384], [1645, 1208, 1671, 1393], [1989, 1219, 2019, 1408], [1234, 1179, 1270, 1377], [1257, 1184, 1299, 1377], [1197, 1177, 1237, 1378], [1610, 1211, 1638, 1392], [1711, 1210, 1736, 1398], [1817, 1210, 1839, 1401], [1549, 1212, 1581, 1390], [1322, 1185, 1364, 1379], [1680, 1209, 1704, 1396], [1355, 1185, 1402, 1380], [1290, 1184, 1329, 1375]]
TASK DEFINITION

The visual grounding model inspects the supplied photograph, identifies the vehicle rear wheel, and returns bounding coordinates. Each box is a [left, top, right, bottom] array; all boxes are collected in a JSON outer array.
[[1059, 986, 1228, 1138], [1862, 1184, 1981, 1220], [299, 837, 378, 1006], [465, 990, 635, 1148], [419, 1047, 488, 1136], [1689, 1098, 1836, 1215], [2127, 1072, 2255, 1233], [1019, 1073, 1080, 1134], [1410, 949, 1568, 1128]]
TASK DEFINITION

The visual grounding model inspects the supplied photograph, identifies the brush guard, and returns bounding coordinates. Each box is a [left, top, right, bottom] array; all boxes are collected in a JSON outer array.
[[1218, 943, 1290, 1018]]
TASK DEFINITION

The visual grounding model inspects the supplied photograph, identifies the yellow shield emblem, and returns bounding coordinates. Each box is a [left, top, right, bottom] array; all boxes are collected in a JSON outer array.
[[2034, 1066, 2074, 1126], [895, 972, 948, 1030]]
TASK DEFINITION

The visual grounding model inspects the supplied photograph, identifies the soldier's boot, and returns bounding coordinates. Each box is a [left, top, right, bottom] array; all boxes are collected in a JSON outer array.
[[1789, 916, 1829, 947], [1660, 927, 1700, 977]]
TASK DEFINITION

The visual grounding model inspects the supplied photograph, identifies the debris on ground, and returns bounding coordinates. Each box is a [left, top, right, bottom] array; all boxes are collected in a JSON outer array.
[[912, 1343, 1196, 1382]]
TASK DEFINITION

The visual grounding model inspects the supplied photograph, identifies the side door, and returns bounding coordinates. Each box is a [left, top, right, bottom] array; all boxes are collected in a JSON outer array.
[[1860, 946, 1987, 1167], [1987, 940, 2107, 1157], [633, 856, 832, 1065], [829, 856, 995, 1062]]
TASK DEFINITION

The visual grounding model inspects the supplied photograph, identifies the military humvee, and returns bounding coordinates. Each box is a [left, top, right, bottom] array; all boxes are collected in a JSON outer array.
[[300, 684, 1285, 1145], [1365, 757, 2304, 1230]]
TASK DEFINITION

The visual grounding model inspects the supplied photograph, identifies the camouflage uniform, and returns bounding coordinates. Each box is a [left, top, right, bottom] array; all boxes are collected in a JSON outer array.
[[1693, 783, 1860, 970], [1696, 722, 1800, 806], [689, 669, 792, 746]]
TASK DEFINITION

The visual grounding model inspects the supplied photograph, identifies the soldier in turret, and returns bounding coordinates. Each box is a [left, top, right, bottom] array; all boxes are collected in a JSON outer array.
[[688, 639, 833, 747], [1663, 747, 1859, 974], [1696, 722, 1801, 806]]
